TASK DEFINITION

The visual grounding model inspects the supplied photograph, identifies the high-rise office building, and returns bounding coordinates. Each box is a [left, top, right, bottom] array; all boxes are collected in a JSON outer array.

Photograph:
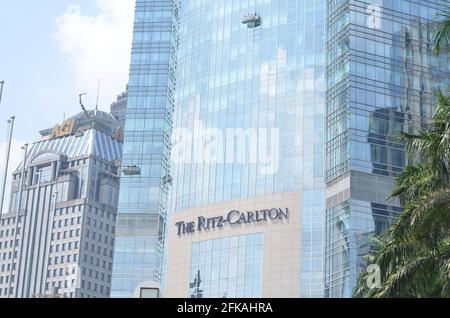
[[164, 0, 326, 298], [115, 0, 450, 298], [325, 0, 450, 297], [110, 87, 129, 130], [0, 110, 123, 298], [110, 0, 179, 298]]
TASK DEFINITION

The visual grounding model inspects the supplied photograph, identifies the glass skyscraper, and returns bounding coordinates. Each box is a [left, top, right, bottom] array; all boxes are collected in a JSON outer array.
[[111, 0, 179, 297], [325, 0, 450, 297], [170, 0, 326, 298], [114, 0, 450, 298]]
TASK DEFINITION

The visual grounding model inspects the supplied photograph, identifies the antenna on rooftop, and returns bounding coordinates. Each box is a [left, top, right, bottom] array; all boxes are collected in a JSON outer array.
[[95, 79, 101, 112]]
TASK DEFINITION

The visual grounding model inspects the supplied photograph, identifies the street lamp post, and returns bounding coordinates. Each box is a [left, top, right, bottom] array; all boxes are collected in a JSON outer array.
[[0, 81, 4, 105], [0, 115, 16, 218]]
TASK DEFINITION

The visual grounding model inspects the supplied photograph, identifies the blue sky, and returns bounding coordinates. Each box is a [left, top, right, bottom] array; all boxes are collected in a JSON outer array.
[[1, 1, 95, 140], [0, 0, 135, 211]]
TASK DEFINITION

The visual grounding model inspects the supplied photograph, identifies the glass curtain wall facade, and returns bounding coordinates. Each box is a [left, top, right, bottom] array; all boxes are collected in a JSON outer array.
[[170, 0, 327, 298], [189, 234, 264, 298], [111, 0, 179, 297], [325, 0, 450, 297]]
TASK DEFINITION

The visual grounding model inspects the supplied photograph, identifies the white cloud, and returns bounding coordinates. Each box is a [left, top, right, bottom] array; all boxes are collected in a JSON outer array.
[[55, 0, 135, 110], [0, 138, 26, 214]]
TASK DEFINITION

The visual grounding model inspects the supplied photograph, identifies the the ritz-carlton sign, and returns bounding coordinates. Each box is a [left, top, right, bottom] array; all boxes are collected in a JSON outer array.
[[175, 208, 289, 236]]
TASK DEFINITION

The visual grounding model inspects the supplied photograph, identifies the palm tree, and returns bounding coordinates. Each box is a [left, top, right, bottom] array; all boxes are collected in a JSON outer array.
[[355, 93, 450, 298], [355, 6, 450, 299]]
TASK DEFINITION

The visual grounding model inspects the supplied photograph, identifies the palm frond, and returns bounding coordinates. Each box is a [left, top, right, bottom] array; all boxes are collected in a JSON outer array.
[[433, 10, 450, 54], [390, 164, 440, 205]]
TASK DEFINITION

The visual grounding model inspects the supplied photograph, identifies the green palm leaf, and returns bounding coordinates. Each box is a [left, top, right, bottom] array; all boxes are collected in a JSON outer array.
[[433, 10, 450, 54]]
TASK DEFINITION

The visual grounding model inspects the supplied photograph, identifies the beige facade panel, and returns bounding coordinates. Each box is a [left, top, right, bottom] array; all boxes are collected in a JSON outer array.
[[165, 192, 302, 298]]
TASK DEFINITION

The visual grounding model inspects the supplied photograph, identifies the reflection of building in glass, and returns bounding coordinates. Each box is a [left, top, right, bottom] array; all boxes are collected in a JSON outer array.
[[110, 0, 179, 298], [325, 0, 450, 298], [0, 110, 122, 298], [368, 107, 405, 176]]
